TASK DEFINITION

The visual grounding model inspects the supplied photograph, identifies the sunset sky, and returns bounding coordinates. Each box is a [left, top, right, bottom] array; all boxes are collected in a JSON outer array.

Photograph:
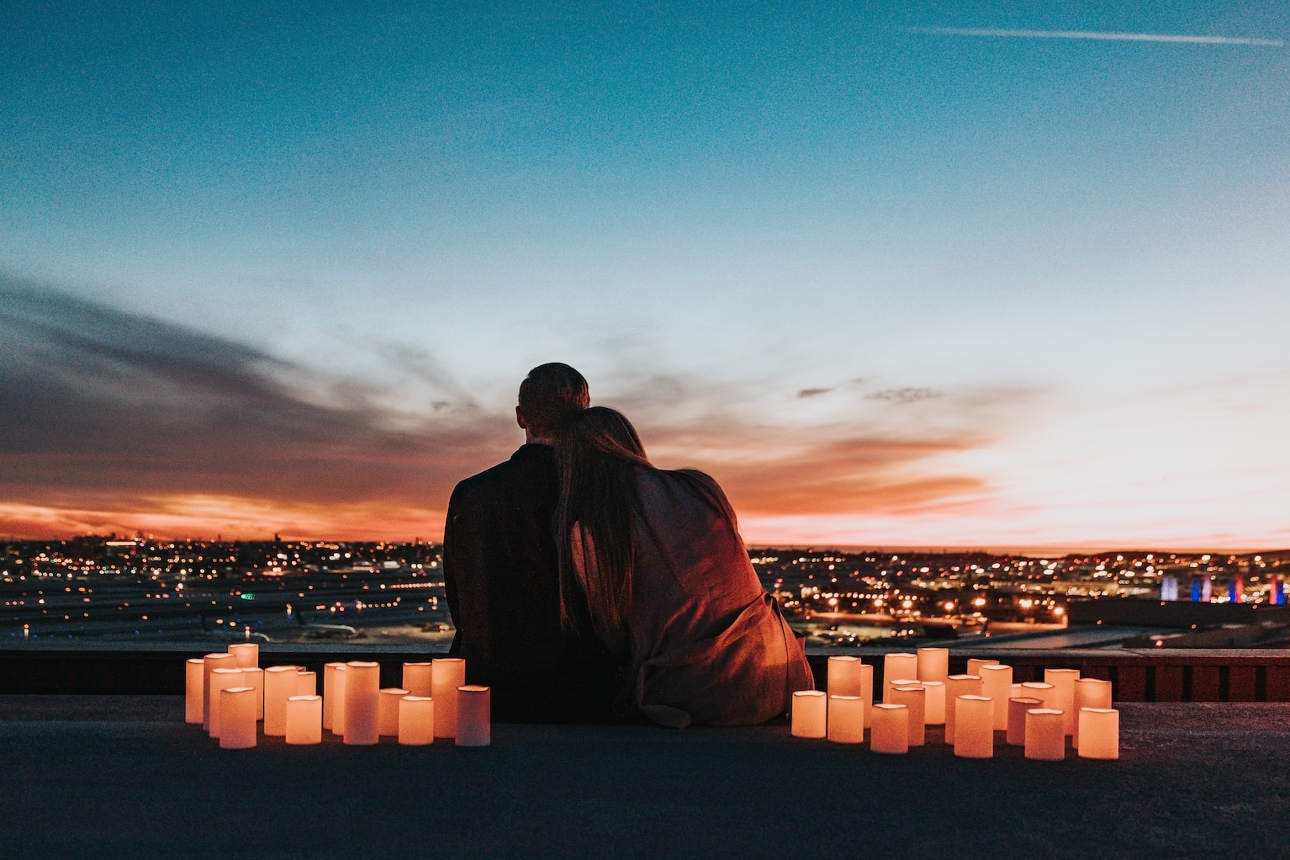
[[2, 2, 1288, 549]]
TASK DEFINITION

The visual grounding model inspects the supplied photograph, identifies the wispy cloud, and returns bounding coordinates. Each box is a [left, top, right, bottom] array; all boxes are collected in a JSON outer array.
[[910, 27, 1285, 47], [867, 387, 941, 404]]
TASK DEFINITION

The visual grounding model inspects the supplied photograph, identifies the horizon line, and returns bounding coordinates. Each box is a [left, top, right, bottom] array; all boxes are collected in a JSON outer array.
[[4, 533, 1286, 557]]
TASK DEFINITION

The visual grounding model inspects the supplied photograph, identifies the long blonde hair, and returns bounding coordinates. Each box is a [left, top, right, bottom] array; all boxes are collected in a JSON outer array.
[[555, 407, 650, 634]]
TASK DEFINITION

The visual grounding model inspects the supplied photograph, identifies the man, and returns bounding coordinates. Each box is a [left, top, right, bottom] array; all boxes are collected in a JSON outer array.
[[442, 363, 617, 721]]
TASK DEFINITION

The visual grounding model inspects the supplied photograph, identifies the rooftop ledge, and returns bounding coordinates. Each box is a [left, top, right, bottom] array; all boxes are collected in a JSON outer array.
[[1, 694, 1288, 859], [2, 642, 1290, 701]]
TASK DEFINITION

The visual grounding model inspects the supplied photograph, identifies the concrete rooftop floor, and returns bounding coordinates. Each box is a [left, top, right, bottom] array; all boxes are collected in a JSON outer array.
[[1, 696, 1288, 859]]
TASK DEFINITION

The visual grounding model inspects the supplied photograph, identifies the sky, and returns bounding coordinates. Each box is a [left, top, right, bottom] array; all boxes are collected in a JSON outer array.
[[2, 1, 1288, 549]]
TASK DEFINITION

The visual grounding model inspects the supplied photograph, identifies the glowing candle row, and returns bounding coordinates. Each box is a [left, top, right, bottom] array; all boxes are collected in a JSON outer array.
[[801, 657, 1120, 759], [190, 654, 488, 748]]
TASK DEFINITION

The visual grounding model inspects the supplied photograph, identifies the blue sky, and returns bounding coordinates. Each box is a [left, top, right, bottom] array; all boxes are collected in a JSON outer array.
[[2, 1, 1287, 546]]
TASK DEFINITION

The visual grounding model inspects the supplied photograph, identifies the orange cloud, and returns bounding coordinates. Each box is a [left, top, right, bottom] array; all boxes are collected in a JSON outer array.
[[0, 279, 1015, 541]]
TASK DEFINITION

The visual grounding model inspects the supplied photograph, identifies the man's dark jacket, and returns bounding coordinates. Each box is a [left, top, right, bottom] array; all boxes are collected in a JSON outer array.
[[443, 443, 617, 722]]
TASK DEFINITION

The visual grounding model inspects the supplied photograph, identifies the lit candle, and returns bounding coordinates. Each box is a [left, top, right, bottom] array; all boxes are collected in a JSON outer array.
[[827, 695, 864, 744], [1021, 681, 1056, 710], [944, 674, 983, 744], [285, 695, 323, 745], [322, 662, 346, 731], [202, 652, 237, 732], [953, 695, 993, 758], [331, 664, 347, 735], [399, 696, 435, 746], [916, 647, 949, 683], [241, 666, 264, 720], [1024, 708, 1065, 760], [979, 664, 1014, 730], [966, 658, 999, 676], [791, 690, 827, 738], [227, 643, 259, 669], [185, 658, 205, 724], [431, 657, 466, 738], [1045, 668, 1080, 736], [883, 653, 918, 702], [344, 661, 381, 746], [858, 662, 875, 724], [1073, 679, 1113, 750], [379, 688, 409, 737], [890, 685, 926, 746], [263, 666, 300, 737], [1077, 708, 1119, 759], [208, 667, 244, 738], [296, 670, 316, 697], [219, 686, 257, 749], [869, 704, 909, 754], [403, 661, 434, 698], [1006, 697, 1044, 746], [828, 656, 864, 696], [921, 680, 946, 726], [456, 685, 491, 747]]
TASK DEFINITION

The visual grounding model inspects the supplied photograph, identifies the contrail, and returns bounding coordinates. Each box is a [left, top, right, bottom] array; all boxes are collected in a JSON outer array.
[[911, 27, 1285, 47]]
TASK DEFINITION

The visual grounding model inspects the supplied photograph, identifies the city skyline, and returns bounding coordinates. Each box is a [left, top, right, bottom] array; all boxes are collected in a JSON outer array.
[[2, 3, 1288, 548]]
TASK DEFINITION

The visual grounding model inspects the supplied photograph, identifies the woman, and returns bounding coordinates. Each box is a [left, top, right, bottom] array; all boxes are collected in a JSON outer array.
[[555, 406, 813, 728]]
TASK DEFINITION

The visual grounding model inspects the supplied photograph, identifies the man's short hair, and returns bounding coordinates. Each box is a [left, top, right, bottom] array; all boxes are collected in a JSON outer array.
[[518, 363, 589, 437]]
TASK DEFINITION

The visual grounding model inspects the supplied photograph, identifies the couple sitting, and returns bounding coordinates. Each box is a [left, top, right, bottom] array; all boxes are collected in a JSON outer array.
[[443, 363, 812, 727]]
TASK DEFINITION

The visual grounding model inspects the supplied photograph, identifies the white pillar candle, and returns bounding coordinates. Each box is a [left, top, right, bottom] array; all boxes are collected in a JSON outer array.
[[827, 656, 864, 697], [916, 647, 949, 683], [296, 670, 316, 697], [456, 685, 491, 747], [185, 658, 205, 724], [1045, 668, 1080, 736], [921, 680, 946, 726], [869, 704, 909, 754], [883, 653, 918, 702], [344, 661, 381, 746], [331, 664, 348, 735], [1073, 679, 1113, 749], [285, 695, 323, 745], [1007, 697, 1044, 746], [379, 688, 409, 736], [219, 686, 257, 749], [1077, 708, 1119, 759], [227, 643, 259, 669], [944, 674, 983, 745], [827, 695, 864, 744], [208, 667, 244, 738], [791, 690, 827, 738], [890, 685, 926, 746], [203, 652, 237, 732], [241, 666, 264, 720], [403, 661, 434, 698], [1021, 681, 1056, 711], [858, 662, 874, 725], [967, 658, 999, 676], [322, 662, 346, 731], [399, 696, 435, 746], [953, 695, 994, 758], [1011, 683, 1022, 699], [1024, 708, 1066, 760], [263, 666, 300, 737], [432, 657, 466, 738], [979, 664, 1014, 729]]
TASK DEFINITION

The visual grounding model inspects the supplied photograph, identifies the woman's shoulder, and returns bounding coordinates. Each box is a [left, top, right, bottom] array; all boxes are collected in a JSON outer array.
[[640, 467, 736, 521]]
